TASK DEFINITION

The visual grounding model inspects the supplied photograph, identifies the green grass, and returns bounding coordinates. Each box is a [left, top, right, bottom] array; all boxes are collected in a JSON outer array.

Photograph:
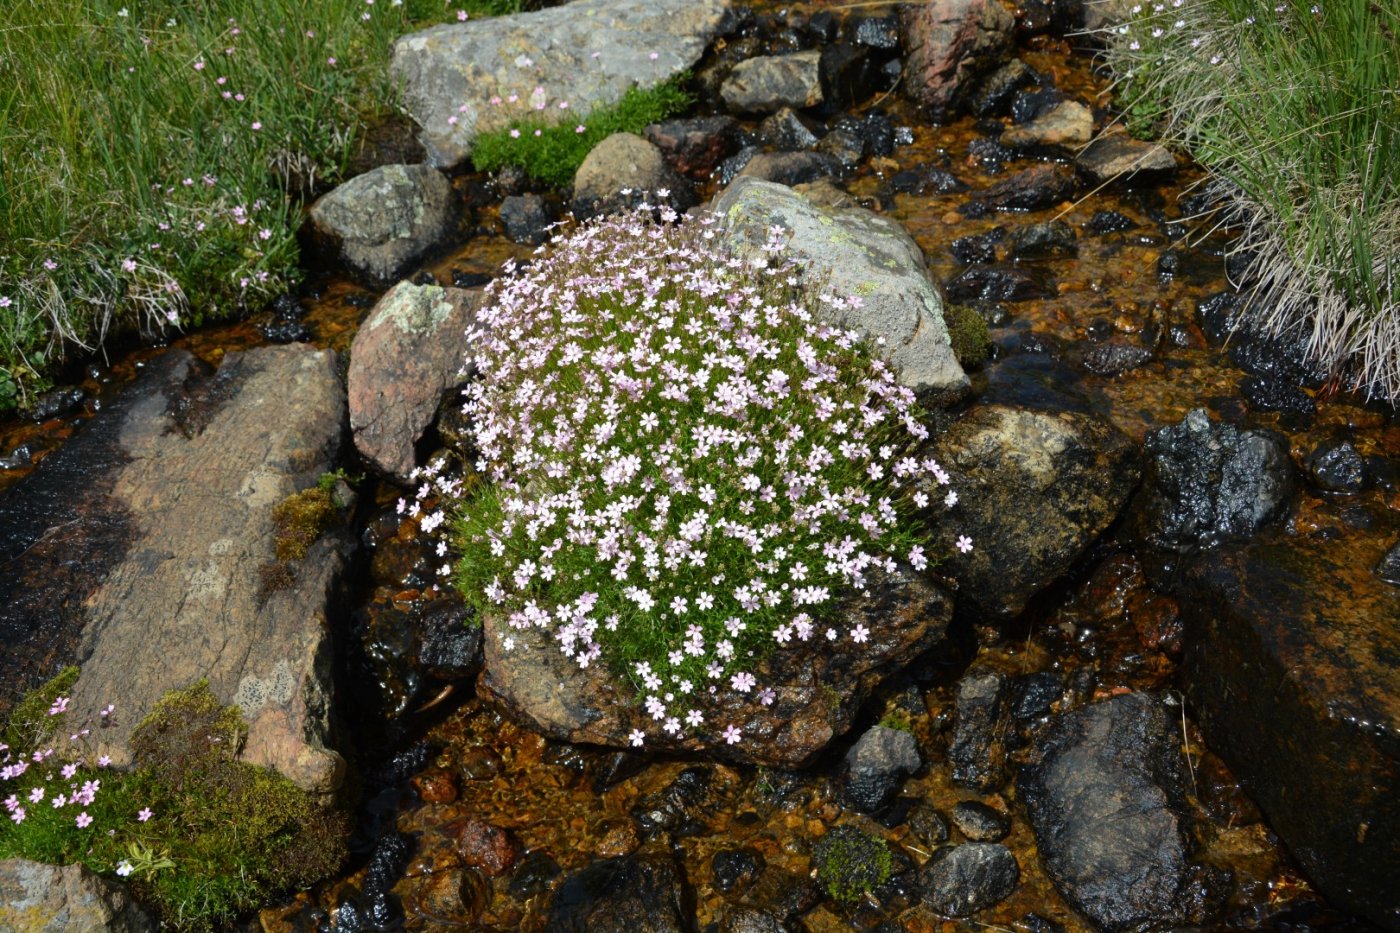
[[1099, 0, 1400, 398], [471, 76, 694, 187], [0, 0, 536, 414]]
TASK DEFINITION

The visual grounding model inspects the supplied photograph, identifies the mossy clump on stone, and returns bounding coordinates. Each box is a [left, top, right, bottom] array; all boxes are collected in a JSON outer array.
[[877, 706, 913, 734], [943, 303, 993, 369], [271, 486, 338, 562], [0, 665, 78, 749], [813, 824, 893, 904]]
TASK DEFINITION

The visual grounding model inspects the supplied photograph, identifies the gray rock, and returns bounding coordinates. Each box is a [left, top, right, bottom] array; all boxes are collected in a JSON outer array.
[[721, 905, 787, 933], [391, 0, 732, 169], [572, 132, 694, 221], [305, 164, 455, 283], [841, 724, 922, 812], [734, 151, 844, 187], [1131, 408, 1295, 551], [720, 50, 824, 114], [1082, 0, 1140, 29], [902, 0, 1015, 117], [926, 405, 1140, 618], [713, 176, 969, 401], [0, 860, 156, 932], [815, 128, 865, 170], [917, 843, 1020, 917], [500, 193, 556, 244], [1082, 340, 1155, 376], [1303, 437, 1368, 493], [755, 107, 820, 151], [349, 282, 482, 482], [65, 345, 351, 793], [1019, 693, 1216, 930], [1077, 133, 1177, 185], [1001, 100, 1094, 148], [948, 671, 1011, 791], [546, 855, 689, 933], [951, 800, 1011, 842]]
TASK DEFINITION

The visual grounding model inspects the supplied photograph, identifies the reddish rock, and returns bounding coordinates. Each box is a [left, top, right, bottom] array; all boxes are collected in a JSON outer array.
[[902, 0, 1016, 117], [412, 768, 460, 804], [645, 116, 739, 178], [455, 819, 522, 876]]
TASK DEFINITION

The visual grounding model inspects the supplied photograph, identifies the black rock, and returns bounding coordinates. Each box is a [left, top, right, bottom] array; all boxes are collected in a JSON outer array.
[[1157, 250, 1179, 278], [720, 906, 787, 933], [1304, 438, 1368, 493], [410, 270, 438, 286], [29, 386, 86, 421], [509, 851, 563, 900], [831, 111, 897, 157], [891, 165, 966, 195], [1007, 220, 1077, 260], [946, 263, 1057, 302], [949, 671, 1011, 792], [592, 750, 648, 793], [805, 10, 838, 43], [712, 847, 765, 893], [850, 11, 901, 49], [972, 165, 1077, 213], [1194, 290, 1242, 343], [499, 193, 556, 245], [0, 443, 34, 470], [1377, 539, 1400, 585], [451, 270, 492, 288], [735, 150, 843, 186], [632, 766, 713, 837], [1228, 327, 1329, 388], [840, 724, 922, 813], [1018, 0, 1086, 35], [1012, 671, 1064, 723], [1086, 210, 1136, 235], [819, 44, 884, 112], [815, 128, 865, 170], [1240, 374, 1317, 418], [415, 596, 482, 680], [546, 855, 690, 933], [966, 136, 1016, 171], [714, 145, 761, 185], [908, 803, 951, 848], [1011, 85, 1065, 124], [968, 59, 1038, 118], [756, 107, 820, 150], [951, 801, 1011, 842], [1082, 341, 1155, 376], [1132, 408, 1295, 551], [260, 292, 312, 344], [917, 843, 1020, 917], [950, 229, 1004, 265]]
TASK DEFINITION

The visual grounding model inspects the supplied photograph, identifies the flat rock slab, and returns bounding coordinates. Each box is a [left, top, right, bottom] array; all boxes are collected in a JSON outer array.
[[349, 281, 482, 481], [1182, 535, 1400, 930], [713, 176, 968, 401], [49, 345, 352, 793], [0, 859, 155, 932], [720, 50, 824, 114], [1077, 133, 1176, 185], [391, 0, 733, 169]]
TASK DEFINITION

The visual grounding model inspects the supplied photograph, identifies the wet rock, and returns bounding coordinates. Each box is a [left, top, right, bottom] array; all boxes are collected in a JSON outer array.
[[735, 150, 845, 186], [509, 851, 563, 900], [499, 193, 556, 244], [1240, 374, 1317, 418], [968, 164, 1077, 213], [949, 671, 1012, 791], [967, 59, 1037, 117], [1019, 0, 1087, 35], [1181, 537, 1400, 930], [29, 386, 86, 421], [902, 0, 1016, 117], [830, 111, 898, 157], [455, 819, 521, 876], [1086, 209, 1136, 235], [840, 724, 922, 813], [814, 129, 865, 170], [1020, 692, 1213, 930], [415, 597, 482, 681], [260, 293, 312, 344], [572, 133, 695, 221], [411, 768, 459, 804], [479, 561, 952, 766], [946, 262, 1057, 302], [1377, 539, 1400, 585], [1131, 408, 1295, 551], [714, 144, 761, 185], [712, 847, 765, 893], [721, 905, 787, 933], [348, 282, 480, 482], [451, 270, 492, 289], [645, 116, 740, 179], [909, 803, 952, 847], [756, 107, 820, 150], [404, 868, 487, 927], [1010, 85, 1065, 124], [305, 164, 455, 284], [714, 176, 969, 401], [1304, 437, 1368, 493], [1077, 133, 1177, 185], [1007, 220, 1077, 259], [546, 855, 689, 933], [851, 10, 902, 49], [927, 405, 1141, 618], [1001, 100, 1093, 148], [0, 859, 156, 932], [1013, 671, 1065, 723], [818, 45, 884, 112], [890, 165, 966, 195], [392, 0, 730, 169], [31, 346, 351, 792], [632, 766, 716, 837], [917, 843, 1020, 917], [951, 801, 1011, 842], [1082, 340, 1155, 376], [720, 50, 824, 114]]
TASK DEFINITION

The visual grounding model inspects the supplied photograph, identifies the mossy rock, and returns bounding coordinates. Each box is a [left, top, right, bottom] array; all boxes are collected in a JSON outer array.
[[813, 825, 893, 904], [943, 304, 993, 369], [270, 487, 338, 562]]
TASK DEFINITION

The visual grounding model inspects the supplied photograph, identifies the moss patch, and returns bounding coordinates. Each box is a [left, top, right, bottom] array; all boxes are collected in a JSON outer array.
[[813, 824, 893, 904], [271, 487, 338, 562], [943, 303, 993, 369]]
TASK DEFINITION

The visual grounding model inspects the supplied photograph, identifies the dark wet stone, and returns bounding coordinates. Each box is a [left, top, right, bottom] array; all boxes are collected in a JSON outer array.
[[908, 803, 951, 848], [851, 11, 902, 49], [830, 110, 897, 157], [592, 750, 648, 793], [1020, 693, 1215, 930], [546, 855, 689, 933], [1010, 85, 1064, 124], [949, 671, 1012, 792], [1228, 330, 1329, 389], [1376, 540, 1400, 585], [805, 10, 838, 43], [1132, 408, 1295, 551], [720, 905, 786, 933], [633, 766, 715, 837], [967, 59, 1037, 117], [499, 193, 556, 245], [819, 44, 883, 112], [451, 270, 492, 288], [712, 847, 765, 893], [509, 851, 562, 900], [840, 724, 922, 813], [1240, 375, 1316, 418], [756, 107, 820, 150], [415, 597, 481, 681], [714, 144, 761, 185], [1086, 210, 1136, 235], [736, 150, 844, 186], [646, 116, 740, 179], [1180, 540, 1400, 930], [971, 164, 1077, 213], [949, 229, 1004, 264], [917, 843, 1020, 917], [29, 386, 86, 421], [891, 165, 966, 195], [815, 128, 865, 170], [1076, 134, 1176, 185], [946, 263, 1057, 302], [1017, 0, 1086, 35], [365, 831, 413, 903], [1013, 671, 1065, 722], [260, 292, 312, 344], [951, 801, 1011, 842], [1007, 220, 1077, 260], [0, 443, 34, 470], [1018, 913, 1067, 933], [1156, 250, 1179, 279], [1082, 341, 1155, 376], [1304, 438, 1369, 493], [1366, 455, 1400, 492], [966, 136, 1016, 172]]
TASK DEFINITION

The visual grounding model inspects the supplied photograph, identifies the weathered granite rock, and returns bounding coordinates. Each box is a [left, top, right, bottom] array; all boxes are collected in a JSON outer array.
[[1077, 133, 1177, 185], [713, 176, 969, 401], [391, 0, 732, 169], [305, 164, 455, 283], [926, 405, 1140, 618], [62, 345, 351, 793], [840, 724, 922, 812], [546, 855, 690, 932], [572, 133, 694, 221], [0, 860, 155, 932], [479, 564, 952, 765], [720, 50, 824, 114], [1000, 99, 1093, 148], [349, 282, 482, 481], [1181, 536, 1400, 931], [917, 843, 1020, 917], [902, 0, 1016, 117]]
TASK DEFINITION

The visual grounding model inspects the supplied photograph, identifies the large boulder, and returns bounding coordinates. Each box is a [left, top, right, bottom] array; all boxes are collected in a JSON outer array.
[[304, 164, 455, 283], [926, 405, 1140, 618], [713, 176, 968, 402], [478, 564, 952, 766], [391, 0, 733, 169], [34, 345, 352, 793], [901, 0, 1016, 118], [1019, 693, 1219, 930], [349, 282, 482, 482], [0, 860, 155, 932], [1180, 535, 1400, 931]]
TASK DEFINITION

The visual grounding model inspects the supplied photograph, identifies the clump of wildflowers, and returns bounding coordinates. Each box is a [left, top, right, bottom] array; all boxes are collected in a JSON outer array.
[[408, 201, 966, 746]]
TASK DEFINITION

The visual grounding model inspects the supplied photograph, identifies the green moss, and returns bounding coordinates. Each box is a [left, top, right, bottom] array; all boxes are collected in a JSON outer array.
[[471, 76, 694, 188], [877, 707, 913, 734], [1, 666, 79, 751], [813, 825, 893, 904], [271, 486, 338, 562], [943, 303, 993, 369]]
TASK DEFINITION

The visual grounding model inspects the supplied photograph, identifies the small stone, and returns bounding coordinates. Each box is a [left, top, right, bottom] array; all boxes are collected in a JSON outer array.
[[1007, 220, 1077, 260], [499, 193, 556, 245], [1083, 341, 1155, 376], [815, 128, 865, 170], [412, 768, 459, 804], [949, 672, 1011, 791], [1304, 438, 1368, 493], [29, 386, 87, 421], [546, 855, 689, 932], [1377, 540, 1400, 585], [509, 851, 562, 900], [1240, 375, 1317, 418], [967, 59, 1037, 117], [721, 50, 824, 114], [755, 107, 820, 150], [735, 150, 844, 186], [946, 263, 1057, 302], [645, 116, 739, 178], [970, 164, 1077, 213], [908, 803, 951, 848], [1087, 210, 1137, 235], [841, 724, 922, 812], [455, 819, 521, 877], [712, 847, 765, 893], [951, 801, 1011, 842], [595, 821, 641, 858], [572, 133, 695, 222], [1077, 134, 1177, 185], [1000, 100, 1093, 148], [818, 45, 883, 112], [918, 843, 1020, 917]]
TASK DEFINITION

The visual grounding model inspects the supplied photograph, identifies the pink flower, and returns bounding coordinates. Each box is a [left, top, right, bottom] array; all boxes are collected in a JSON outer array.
[[48, 696, 69, 716], [250, 121, 262, 130], [137, 807, 153, 822], [628, 730, 645, 747], [649, 52, 659, 60], [9, 808, 24, 824], [61, 763, 78, 780], [75, 812, 93, 828], [98, 755, 111, 767], [850, 624, 869, 644], [457, 9, 468, 19], [509, 129, 520, 139], [575, 124, 587, 134], [956, 535, 974, 554], [722, 725, 741, 744], [28, 787, 43, 803], [327, 57, 337, 66]]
